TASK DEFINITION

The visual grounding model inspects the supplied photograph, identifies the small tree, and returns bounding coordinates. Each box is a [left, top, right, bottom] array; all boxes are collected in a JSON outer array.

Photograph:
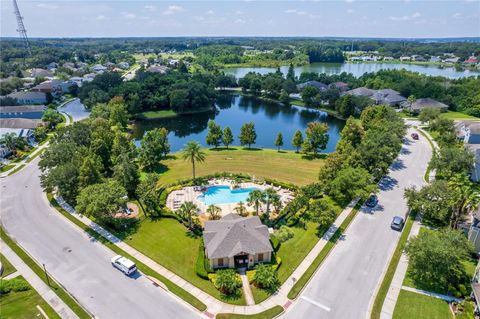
[[275, 226, 294, 243], [42, 109, 63, 129], [138, 128, 170, 169], [234, 201, 248, 217], [136, 173, 160, 215], [239, 122, 257, 149], [207, 204, 222, 220], [206, 120, 223, 149], [418, 107, 441, 124], [292, 130, 304, 153], [279, 90, 290, 106], [113, 153, 139, 197], [263, 188, 279, 218], [253, 264, 279, 290], [178, 201, 198, 229], [274, 133, 283, 152], [215, 269, 242, 295], [78, 154, 103, 189], [181, 141, 206, 180], [222, 127, 234, 148], [302, 121, 329, 156], [247, 190, 265, 215]]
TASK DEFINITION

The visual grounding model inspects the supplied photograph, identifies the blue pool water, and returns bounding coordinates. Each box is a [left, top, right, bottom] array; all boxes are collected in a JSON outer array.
[[198, 186, 258, 205]]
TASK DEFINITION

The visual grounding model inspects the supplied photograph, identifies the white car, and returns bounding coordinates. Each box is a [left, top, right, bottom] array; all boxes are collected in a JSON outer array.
[[111, 255, 137, 275]]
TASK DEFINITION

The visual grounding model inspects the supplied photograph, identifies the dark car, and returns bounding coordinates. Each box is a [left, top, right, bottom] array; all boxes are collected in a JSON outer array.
[[391, 216, 405, 231], [365, 195, 378, 208], [411, 133, 419, 140]]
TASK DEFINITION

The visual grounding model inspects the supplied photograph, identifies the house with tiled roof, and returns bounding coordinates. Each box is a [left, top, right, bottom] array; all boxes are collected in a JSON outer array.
[[203, 214, 273, 269]]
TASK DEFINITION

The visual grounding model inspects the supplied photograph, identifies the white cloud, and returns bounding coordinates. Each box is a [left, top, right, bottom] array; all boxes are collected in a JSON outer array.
[[37, 3, 58, 9], [390, 12, 421, 21], [163, 5, 184, 16], [121, 12, 137, 20], [452, 12, 463, 19], [206, 10, 214, 15], [234, 18, 246, 24], [347, 9, 355, 14], [96, 15, 108, 21], [285, 9, 307, 16], [235, 10, 244, 15], [144, 5, 156, 12]]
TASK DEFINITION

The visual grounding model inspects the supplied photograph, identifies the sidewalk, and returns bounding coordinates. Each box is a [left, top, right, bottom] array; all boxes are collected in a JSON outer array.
[[379, 214, 422, 319], [55, 195, 358, 315], [1, 239, 79, 319]]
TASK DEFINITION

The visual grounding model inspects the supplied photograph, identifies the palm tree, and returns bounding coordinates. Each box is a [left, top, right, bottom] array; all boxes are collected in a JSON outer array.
[[448, 174, 480, 228], [178, 201, 198, 229], [263, 188, 279, 218], [272, 196, 282, 214], [207, 204, 222, 220], [234, 201, 248, 217], [181, 141, 206, 180], [247, 190, 265, 216]]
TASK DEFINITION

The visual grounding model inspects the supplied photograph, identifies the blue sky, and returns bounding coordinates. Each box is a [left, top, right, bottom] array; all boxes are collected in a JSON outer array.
[[1, 0, 479, 38]]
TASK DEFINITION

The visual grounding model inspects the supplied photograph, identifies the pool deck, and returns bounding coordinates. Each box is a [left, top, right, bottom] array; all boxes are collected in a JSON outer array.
[[166, 179, 294, 218]]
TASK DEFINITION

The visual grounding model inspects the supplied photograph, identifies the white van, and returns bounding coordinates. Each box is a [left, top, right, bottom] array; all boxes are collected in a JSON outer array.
[[111, 255, 137, 275]]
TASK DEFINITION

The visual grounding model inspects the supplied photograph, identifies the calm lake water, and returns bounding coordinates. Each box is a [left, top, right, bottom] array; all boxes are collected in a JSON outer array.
[[132, 94, 345, 153], [223, 62, 479, 79]]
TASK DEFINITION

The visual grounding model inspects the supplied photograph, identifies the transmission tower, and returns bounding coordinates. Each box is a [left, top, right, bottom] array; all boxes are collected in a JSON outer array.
[[12, 0, 32, 56]]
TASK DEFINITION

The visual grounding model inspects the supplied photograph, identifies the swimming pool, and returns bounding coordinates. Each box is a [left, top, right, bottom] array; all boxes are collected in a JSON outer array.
[[198, 186, 258, 205]]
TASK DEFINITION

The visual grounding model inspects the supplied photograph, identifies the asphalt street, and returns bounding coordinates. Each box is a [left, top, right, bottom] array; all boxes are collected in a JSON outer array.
[[0, 157, 201, 319], [282, 127, 432, 319]]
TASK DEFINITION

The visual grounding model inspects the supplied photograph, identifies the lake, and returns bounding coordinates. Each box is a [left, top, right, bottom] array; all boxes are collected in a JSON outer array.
[[223, 62, 479, 79], [132, 94, 345, 153]]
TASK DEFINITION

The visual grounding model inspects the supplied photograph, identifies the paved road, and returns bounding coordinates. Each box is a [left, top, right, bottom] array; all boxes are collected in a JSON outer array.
[[282, 127, 432, 319], [59, 98, 90, 122], [0, 158, 200, 319]]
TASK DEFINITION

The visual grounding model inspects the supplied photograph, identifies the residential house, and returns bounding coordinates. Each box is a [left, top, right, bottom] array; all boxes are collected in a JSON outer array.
[[47, 62, 58, 70], [456, 121, 480, 182], [118, 62, 130, 69], [91, 64, 107, 73], [444, 57, 460, 64], [146, 65, 169, 74], [465, 56, 479, 64], [0, 105, 46, 119], [70, 76, 84, 87], [203, 214, 273, 269], [468, 208, 480, 254], [408, 98, 449, 114], [429, 56, 441, 63], [411, 55, 427, 62], [383, 57, 394, 61], [399, 56, 411, 62], [31, 80, 63, 97], [0, 128, 35, 145], [82, 73, 97, 83], [0, 145, 12, 159], [345, 87, 376, 98], [296, 81, 328, 92], [0, 118, 42, 129], [6, 91, 47, 105], [373, 89, 407, 107], [30, 68, 53, 78], [471, 260, 480, 314], [329, 81, 350, 92], [63, 62, 76, 70]]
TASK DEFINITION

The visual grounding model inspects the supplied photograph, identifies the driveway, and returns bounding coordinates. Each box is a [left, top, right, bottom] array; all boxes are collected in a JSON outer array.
[[282, 127, 432, 319], [59, 98, 90, 122], [0, 159, 200, 319]]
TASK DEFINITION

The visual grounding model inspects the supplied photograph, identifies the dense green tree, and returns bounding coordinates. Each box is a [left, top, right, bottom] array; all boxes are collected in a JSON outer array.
[[418, 107, 441, 124], [181, 141, 206, 180], [302, 122, 329, 156], [292, 130, 304, 153], [301, 86, 319, 107], [335, 95, 356, 118], [42, 109, 63, 129], [279, 90, 290, 106], [78, 154, 103, 189], [327, 167, 377, 203], [274, 133, 283, 151], [111, 132, 136, 164], [405, 228, 473, 295], [286, 63, 295, 81], [448, 174, 480, 229], [206, 120, 223, 148], [76, 180, 127, 221], [307, 198, 338, 230], [113, 153, 140, 197], [336, 117, 365, 151], [433, 147, 475, 178], [108, 97, 129, 129], [136, 173, 160, 215], [222, 127, 234, 148], [138, 128, 170, 169], [253, 264, 279, 290], [89, 119, 114, 170], [239, 122, 257, 149]]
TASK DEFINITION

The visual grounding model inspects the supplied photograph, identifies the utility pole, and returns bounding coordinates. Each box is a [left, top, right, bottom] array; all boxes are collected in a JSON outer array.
[[43, 263, 51, 286], [12, 0, 32, 56]]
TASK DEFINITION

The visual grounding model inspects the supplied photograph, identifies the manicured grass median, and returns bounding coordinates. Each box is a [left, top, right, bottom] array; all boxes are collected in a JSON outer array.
[[1, 253, 16, 277], [287, 205, 359, 299], [216, 305, 284, 319], [370, 212, 417, 319], [156, 148, 324, 186], [46, 193, 207, 311], [0, 276, 61, 319], [7, 164, 25, 176], [0, 164, 15, 173], [0, 227, 91, 319], [393, 290, 452, 319]]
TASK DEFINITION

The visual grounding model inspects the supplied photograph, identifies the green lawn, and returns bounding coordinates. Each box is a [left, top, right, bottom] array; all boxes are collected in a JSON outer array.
[[393, 290, 452, 319], [154, 148, 324, 186], [216, 306, 284, 319], [137, 110, 177, 119], [399, 111, 478, 120], [123, 217, 246, 305], [0, 276, 60, 319], [0, 164, 15, 173], [1, 254, 16, 278]]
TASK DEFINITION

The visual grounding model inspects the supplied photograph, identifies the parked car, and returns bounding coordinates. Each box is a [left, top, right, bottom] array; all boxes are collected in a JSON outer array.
[[111, 255, 137, 275], [411, 133, 419, 140], [391, 216, 405, 231], [365, 195, 378, 208]]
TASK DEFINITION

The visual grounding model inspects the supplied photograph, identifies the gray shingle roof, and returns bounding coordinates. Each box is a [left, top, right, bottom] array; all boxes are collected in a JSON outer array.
[[345, 87, 376, 97], [297, 81, 328, 92], [410, 98, 449, 111], [204, 214, 272, 259]]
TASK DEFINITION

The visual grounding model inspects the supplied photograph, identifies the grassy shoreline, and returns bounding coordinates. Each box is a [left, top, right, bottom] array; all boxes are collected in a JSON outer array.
[[136, 106, 214, 120]]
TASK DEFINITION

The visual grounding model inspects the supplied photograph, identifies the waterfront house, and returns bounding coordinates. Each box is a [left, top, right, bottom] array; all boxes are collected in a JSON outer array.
[[408, 98, 449, 114], [465, 56, 479, 64], [91, 64, 107, 73], [297, 81, 328, 92], [400, 56, 411, 62], [345, 87, 376, 98], [204, 214, 273, 269], [373, 89, 406, 107], [330, 82, 350, 92]]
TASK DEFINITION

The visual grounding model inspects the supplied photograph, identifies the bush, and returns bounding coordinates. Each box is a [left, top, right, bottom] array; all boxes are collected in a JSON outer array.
[[214, 269, 242, 295], [275, 226, 295, 243], [270, 235, 280, 251], [253, 263, 279, 290], [0, 278, 31, 294], [196, 241, 210, 279]]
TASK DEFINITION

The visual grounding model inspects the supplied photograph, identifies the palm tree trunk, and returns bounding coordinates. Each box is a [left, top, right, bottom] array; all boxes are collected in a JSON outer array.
[[192, 159, 196, 179]]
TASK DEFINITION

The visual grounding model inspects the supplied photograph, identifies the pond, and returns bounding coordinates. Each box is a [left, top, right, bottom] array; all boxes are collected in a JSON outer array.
[[222, 62, 479, 79], [132, 94, 345, 153]]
